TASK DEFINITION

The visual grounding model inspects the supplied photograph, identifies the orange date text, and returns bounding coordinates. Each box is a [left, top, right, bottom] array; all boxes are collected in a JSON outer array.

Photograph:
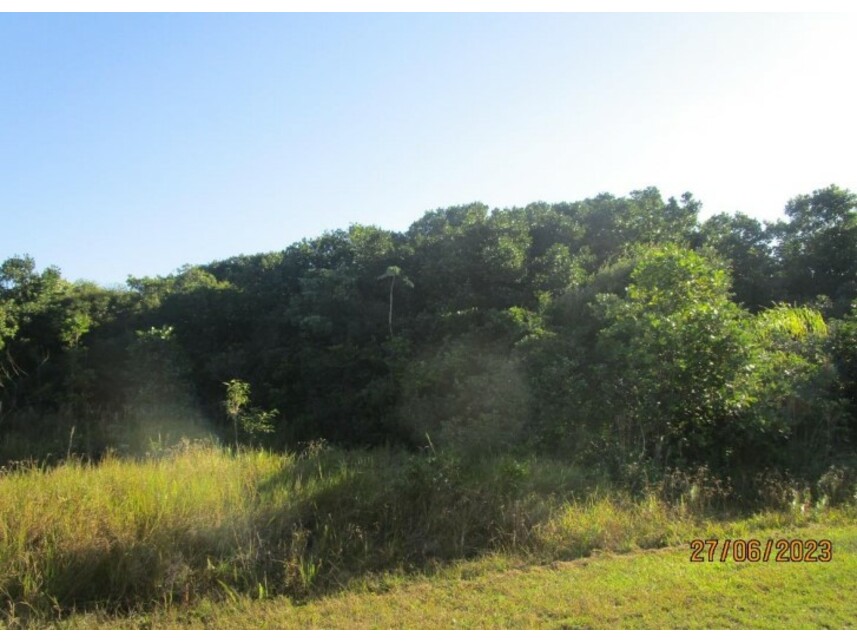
[[689, 538, 832, 563]]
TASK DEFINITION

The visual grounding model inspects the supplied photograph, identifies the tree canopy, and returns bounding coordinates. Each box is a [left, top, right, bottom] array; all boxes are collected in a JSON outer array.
[[2, 185, 855, 486]]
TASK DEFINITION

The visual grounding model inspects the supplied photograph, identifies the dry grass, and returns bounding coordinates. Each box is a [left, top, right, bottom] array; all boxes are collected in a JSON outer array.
[[1, 441, 854, 628]]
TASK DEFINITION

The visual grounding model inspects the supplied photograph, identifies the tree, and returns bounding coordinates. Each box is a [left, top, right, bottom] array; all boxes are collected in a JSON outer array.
[[377, 266, 413, 338], [697, 212, 777, 310], [594, 244, 750, 468], [223, 379, 278, 449], [712, 303, 842, 475], [0, 257, 69, 422], [224, 379, 250, 449], [829, 302, 857, 443], [576, 188, 700, 266], [0, 300, 17, 351], [773, 185, 857, 312]]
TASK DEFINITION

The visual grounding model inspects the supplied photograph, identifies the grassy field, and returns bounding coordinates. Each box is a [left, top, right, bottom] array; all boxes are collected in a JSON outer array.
[[60, 524, 857, 629], [1, 441, 855, 629]]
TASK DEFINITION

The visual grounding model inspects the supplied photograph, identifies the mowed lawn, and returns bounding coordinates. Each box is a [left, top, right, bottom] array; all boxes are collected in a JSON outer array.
[[65, 524, 857, 629]]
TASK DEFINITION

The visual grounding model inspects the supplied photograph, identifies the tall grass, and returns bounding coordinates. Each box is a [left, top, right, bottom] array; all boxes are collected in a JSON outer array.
[[0, 440, 849, 625]]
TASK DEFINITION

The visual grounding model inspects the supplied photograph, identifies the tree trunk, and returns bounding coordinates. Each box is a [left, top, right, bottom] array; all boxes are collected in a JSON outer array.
[[388, 276, 395, 338]]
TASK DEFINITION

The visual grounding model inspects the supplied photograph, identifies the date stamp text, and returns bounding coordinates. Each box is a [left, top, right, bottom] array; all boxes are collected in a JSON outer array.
[[689, 538, 832, 563]]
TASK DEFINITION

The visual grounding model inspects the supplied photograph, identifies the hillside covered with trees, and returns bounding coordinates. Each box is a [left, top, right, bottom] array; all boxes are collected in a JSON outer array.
[[2, 184, 856, 498]]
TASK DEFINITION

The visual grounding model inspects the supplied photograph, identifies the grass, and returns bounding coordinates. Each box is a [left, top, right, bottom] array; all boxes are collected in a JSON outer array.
[[47, 523, 857, 629], [1, 440, 855, 628]]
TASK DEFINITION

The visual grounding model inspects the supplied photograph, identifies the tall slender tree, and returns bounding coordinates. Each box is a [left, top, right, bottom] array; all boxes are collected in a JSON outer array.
[[377, 266, 413, 338]]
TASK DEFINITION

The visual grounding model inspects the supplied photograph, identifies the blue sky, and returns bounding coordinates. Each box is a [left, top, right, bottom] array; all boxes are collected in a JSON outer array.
[[1, 13, 855, 285]]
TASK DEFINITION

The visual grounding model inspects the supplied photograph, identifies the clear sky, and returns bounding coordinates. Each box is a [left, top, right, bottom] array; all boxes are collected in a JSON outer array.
[[1, 12, 855, 285]]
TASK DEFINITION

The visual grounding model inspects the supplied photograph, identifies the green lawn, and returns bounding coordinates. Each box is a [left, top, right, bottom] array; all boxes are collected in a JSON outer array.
[[61, 524, 857, 629]]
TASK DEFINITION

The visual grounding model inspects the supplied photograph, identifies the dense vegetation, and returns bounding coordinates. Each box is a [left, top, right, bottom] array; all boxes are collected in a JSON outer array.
[[2, 184, 856, 495], [2, 184, 857, 626]]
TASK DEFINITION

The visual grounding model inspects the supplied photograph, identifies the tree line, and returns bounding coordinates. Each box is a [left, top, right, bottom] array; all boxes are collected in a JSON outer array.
[[1, 185, 856, 486]]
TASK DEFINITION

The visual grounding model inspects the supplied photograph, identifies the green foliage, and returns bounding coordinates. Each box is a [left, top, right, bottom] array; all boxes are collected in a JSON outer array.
[[223, 379, 279, 447], [2, 185, 857, 488], [0, 300, 17, 352], [726, 303, 845, 473], [400, 337, 529, 455], [223, 378, 250, 422], [773, 184, 857, 312], [696, 212, 776, 310], [592, 244, 750, 469], [753, 303, 828, 343], [127, 326, 193, 411], [4, 180, 857, 625], [829, 302, 857, 436], [240, 408, 279, 438]]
